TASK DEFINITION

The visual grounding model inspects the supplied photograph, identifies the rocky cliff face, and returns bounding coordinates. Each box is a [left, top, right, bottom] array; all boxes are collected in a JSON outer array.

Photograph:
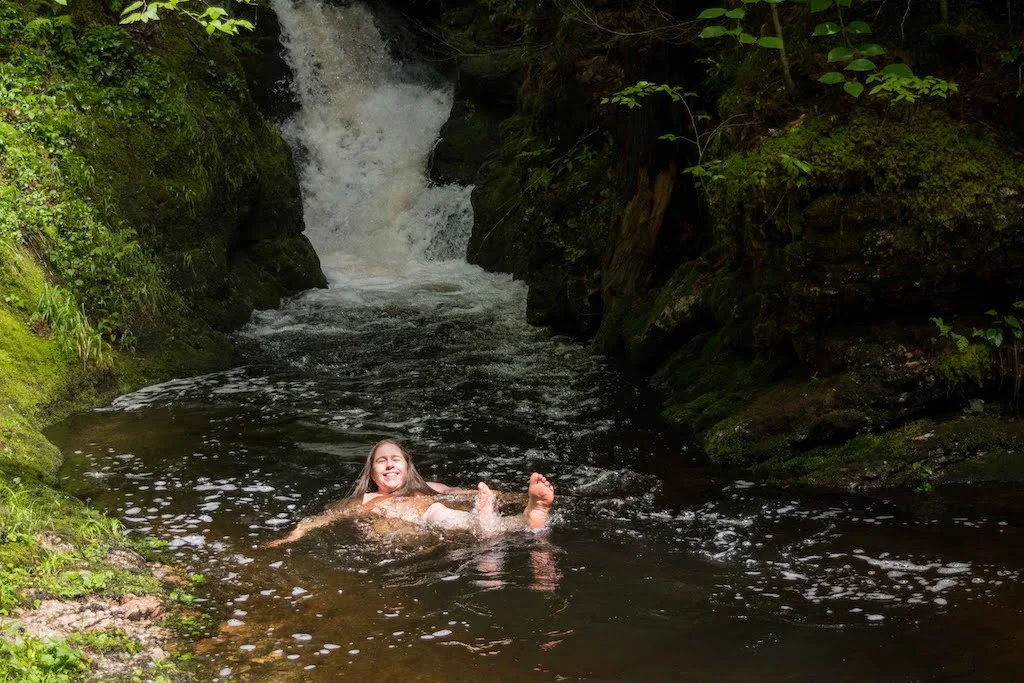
[[424, 0, 1024, 487], [0, 0, 325, 484]]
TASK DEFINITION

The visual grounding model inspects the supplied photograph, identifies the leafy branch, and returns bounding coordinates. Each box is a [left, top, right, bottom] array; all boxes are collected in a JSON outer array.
[[602, 81, 744, 197], [119, 0, 256, 35], [698, 0, 793, 90]]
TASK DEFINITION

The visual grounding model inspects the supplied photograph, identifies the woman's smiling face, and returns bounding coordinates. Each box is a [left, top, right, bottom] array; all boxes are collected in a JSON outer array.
[[371, 441, 409, 494]]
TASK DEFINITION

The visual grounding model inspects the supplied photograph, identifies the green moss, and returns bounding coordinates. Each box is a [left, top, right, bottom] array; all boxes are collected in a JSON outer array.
[[710, 112, 1024, 260], [68, 628, 143, 655], [703, 412, 792, 466], [941, 448, 1024, 483], [752, 415, 1024, 487], [757, 433, 894, 485], [937, 341, 990, 391]]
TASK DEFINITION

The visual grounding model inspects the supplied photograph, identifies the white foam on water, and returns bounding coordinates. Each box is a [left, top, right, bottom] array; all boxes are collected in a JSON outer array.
[[273, 0, 472, 267]]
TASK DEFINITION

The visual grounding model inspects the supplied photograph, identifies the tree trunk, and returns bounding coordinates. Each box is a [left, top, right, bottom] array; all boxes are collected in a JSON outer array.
[[770, 3, 796, 91]]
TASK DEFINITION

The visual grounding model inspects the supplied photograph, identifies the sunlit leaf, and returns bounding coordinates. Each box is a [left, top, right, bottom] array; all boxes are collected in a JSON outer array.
[[828, 46, 855, 62], [699, 25, 728, 38], [698, 7, 728, 18], [844, 58, 877, 71], [882, 63, 915, 78], [843, 80, 865, 97]]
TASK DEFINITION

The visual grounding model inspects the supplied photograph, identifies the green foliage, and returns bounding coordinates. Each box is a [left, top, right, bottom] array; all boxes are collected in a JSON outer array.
[[911, 460, 934, 493], [50, 569, 115, 597], [778, 153, 812, 187], [697, 0, 957, 100], [865, 70, 959, 103], [0, 629, 90, 682], [113, 0, 257, 36], [933, 321, 991, 392], [518, 139, 602, 193], [601, 80, 685, 109], [68, 628, 143, 655], [31, 285, 111, 368], [931, 316, 968, 351], [971, 303, 1024, 349], [698, 0, 787, 50]]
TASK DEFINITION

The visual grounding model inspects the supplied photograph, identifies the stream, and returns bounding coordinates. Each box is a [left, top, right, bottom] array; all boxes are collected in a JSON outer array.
[[49, 1, 1024, 680]]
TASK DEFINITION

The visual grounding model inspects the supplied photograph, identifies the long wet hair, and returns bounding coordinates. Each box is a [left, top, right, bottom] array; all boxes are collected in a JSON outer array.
[[348, 439, 436, 498]]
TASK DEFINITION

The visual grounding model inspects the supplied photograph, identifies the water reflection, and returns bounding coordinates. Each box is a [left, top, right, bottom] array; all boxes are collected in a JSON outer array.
[[50, 394, 1024, 680]]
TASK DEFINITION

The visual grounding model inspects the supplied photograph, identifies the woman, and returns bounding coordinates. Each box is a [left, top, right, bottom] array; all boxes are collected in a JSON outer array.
[[266, 439, 555, 547]]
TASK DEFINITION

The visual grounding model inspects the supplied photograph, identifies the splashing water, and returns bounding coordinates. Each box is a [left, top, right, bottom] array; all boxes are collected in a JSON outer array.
[[275, 0, 472, 267]]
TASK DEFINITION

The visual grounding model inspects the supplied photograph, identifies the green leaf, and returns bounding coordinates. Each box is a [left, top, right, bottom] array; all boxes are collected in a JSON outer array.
[[987, 329, 1004, 348], [986, 309, 999, 316], [846, 20, 872, 34], [845, 58, 877, 71], [813, 22, 841, 36], [819, 71, 847, 84], [810, 0, 833, 11], [828, 46, 856, 62], [699, 25, 729, 38], [121, 0, 143, 13], [54, 0, 67, 4], [843, 80, 865, 97], [882, 63, 915, 78], [698, 8, 728, 18], [725, 8, 747, 18], [757, 36, 784, 49], [1005, 315, 1021, 330], [859, 43, 886, 57], [836, 0, 852, 6], [738, 32, 757, 44]]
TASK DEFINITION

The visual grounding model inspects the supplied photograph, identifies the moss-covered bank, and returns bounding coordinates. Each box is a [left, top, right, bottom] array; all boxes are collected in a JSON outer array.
[[0, 1, 323, 677], [418, 0, 1024, 489]]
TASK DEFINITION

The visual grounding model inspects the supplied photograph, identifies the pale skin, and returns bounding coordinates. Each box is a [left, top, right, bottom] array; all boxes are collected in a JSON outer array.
[[266, 443, 554, 547]]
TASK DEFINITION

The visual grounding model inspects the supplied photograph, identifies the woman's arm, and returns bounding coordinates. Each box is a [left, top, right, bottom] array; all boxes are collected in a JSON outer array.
[[264, 500, 356, 547], [428, 482, 480, 495]]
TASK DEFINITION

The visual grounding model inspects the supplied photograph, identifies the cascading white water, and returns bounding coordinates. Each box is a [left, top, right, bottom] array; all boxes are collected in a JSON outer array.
[[273, 0, 474, 271]]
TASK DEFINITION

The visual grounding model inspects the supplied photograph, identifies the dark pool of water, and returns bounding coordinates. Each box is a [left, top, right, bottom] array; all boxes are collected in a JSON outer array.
[[49, 266, 1024, 681]]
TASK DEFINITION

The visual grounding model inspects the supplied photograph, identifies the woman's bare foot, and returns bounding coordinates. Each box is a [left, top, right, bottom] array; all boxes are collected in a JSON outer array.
[[525, 473, 554, 530], [475, 482, 501, 536]]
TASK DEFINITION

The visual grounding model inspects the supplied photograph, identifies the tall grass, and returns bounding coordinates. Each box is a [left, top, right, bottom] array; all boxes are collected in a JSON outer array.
[[31, 284, 111, 368]]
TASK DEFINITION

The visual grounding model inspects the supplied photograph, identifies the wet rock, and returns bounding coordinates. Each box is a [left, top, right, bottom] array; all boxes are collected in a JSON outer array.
[[113, 594, 165, 621], [106, 548, 147, 572], [148, 562, 187, 585], [4, 594, 174, 680], [36, 532, 74, 554]]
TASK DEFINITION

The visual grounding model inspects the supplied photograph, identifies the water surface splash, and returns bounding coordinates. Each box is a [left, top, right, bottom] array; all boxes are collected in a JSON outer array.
[[275, 0, 472, 266]]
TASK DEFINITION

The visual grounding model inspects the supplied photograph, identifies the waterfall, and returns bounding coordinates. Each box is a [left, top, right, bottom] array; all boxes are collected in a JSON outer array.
[[272, 0, 474, 275]]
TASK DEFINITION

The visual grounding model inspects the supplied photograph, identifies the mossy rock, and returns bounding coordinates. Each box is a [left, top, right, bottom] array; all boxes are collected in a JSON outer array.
[[756, 414, 1024, 488]]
